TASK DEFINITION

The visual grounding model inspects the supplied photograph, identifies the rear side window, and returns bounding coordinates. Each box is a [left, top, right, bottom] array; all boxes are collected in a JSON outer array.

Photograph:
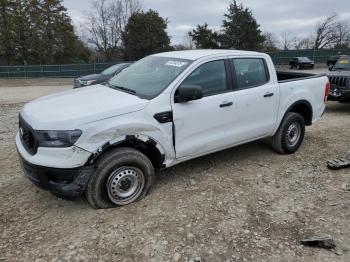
[[232, 58, 269, 89], [181, 60, 228, 96]]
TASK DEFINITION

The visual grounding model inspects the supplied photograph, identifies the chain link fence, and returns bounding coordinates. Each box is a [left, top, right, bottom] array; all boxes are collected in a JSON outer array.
[[268, 48, 350, 65], [0, 63, 116, 78], [2, 49, 350, 78]]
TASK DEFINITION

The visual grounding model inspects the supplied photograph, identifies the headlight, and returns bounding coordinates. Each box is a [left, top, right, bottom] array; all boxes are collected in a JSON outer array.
[[36, 130, 82, 148], [81, 80, 97, 86]]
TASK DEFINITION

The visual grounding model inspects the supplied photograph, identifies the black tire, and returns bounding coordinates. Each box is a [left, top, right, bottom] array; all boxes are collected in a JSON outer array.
[[85, 147, 154, 209], [272, 112, 305, 154], [297, 65, 302, 70]]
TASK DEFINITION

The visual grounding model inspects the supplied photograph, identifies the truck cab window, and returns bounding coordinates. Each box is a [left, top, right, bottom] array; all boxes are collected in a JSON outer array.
[[181, 60, 228, 96], [233, 58, 268, 89]]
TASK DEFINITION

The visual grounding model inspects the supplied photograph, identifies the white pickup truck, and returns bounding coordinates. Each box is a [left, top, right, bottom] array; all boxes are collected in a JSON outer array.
[[16, 50, 330, 208]]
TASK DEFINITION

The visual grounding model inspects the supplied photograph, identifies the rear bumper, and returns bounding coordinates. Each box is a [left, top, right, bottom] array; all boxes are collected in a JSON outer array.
[[73, 79, 82, 88], [19, 155, 94, 198]]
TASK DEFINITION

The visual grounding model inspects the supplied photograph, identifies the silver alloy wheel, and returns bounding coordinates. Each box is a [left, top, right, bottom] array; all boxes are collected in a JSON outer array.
[[286, 122, 301, 147], [106, 166, 145, 205]]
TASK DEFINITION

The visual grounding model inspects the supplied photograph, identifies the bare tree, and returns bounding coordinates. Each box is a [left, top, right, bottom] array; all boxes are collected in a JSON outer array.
[[333, 21, 350, 48], [86, 0, 142, 61], [182, 32, 194, 50], [280, 31, 293, 50], [262, 32, 277, 52], [293, 36, 313, 50], [313, 14, 338, 49]]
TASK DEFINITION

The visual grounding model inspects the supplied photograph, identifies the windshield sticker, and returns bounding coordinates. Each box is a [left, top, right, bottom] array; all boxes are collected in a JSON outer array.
[[339, 59, 349, 64], [165, 61, 188, 67]]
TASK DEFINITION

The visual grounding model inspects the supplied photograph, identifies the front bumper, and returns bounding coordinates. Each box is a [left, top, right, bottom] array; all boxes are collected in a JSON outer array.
[[16, 132, 95, 198], [328, 86, 350, 101], [19, 155, 94, 198]]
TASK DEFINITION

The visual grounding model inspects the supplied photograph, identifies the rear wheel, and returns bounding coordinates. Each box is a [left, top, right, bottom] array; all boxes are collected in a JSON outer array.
[[272, 112, 305, 154], [85, 147, 154, 209]]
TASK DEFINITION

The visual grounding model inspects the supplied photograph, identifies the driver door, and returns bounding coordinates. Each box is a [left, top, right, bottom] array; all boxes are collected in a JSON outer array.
[[172, 59, 235, 159]]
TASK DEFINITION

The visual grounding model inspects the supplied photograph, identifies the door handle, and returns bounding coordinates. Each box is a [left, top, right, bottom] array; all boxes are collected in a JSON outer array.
[[220, 101, 233, 108], [264, 92, 274, 98]]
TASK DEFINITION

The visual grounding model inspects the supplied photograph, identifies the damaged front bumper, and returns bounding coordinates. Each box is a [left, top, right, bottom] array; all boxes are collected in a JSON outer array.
[[19, 156, 94, 198]]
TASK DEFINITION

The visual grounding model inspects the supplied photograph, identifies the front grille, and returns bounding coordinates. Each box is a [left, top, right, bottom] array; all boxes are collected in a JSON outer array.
[[328, 76, 349, 88], [19, 114, 38, 155]]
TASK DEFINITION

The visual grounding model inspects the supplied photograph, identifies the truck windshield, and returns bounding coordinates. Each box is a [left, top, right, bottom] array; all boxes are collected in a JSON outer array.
[[101, 64, 125, 75], [108, 56, 192, 99], [333, 58, 350, 71]]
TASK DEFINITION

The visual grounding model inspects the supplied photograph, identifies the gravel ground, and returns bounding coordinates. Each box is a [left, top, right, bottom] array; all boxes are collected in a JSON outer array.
[[0, 76, 349, 262], [0, 78, 72, 104]]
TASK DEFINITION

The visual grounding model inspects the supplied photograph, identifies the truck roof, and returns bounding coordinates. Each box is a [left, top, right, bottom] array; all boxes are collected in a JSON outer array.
[[153, 49, 263, 61]]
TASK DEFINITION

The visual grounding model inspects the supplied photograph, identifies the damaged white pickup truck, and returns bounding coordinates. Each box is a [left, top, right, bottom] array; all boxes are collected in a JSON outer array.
[[16, 50, 330, 208]]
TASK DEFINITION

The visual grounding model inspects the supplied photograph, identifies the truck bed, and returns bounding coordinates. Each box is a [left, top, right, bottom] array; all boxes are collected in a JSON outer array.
[[277, 71, 321, 82]]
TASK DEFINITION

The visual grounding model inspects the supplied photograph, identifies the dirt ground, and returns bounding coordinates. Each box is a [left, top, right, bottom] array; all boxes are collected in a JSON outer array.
[[0, 76, 349, 262]]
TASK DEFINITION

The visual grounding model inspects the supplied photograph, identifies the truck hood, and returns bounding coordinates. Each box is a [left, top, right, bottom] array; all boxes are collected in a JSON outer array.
[[21, 84, 149, 130], [328, 71, 350, 77]]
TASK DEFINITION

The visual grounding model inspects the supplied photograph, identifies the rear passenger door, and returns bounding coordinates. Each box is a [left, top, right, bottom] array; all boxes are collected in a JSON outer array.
[[229, 57, 279, 142]]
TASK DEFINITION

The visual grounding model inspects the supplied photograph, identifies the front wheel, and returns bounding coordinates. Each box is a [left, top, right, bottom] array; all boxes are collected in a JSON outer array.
[[85, 147, 154, 209], [272, 112, 305, 154]]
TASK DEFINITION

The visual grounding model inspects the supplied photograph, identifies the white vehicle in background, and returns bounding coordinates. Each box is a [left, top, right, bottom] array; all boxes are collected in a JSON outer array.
[[16, 50, 330, 209]]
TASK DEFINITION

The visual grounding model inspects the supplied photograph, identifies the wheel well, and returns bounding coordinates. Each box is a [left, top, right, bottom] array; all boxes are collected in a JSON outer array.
[[90, 136, 165, 169], [287, 101, 313, 126]]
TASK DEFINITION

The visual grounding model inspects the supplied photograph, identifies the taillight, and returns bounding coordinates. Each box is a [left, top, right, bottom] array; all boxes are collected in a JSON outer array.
[[324, 81, 331, 103]]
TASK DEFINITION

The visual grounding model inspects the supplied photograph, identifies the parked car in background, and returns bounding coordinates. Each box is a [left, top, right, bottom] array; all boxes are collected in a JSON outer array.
[[327, 55, 349, 70], [327, 56, 350, 103], [16, 50, 329, 208], [73, 63, 131, 88], [289, 57, 315, 70]]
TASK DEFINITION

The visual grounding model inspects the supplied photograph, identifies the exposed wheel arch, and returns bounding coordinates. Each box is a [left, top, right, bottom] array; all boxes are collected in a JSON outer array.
[[284, 100, 313, 126], [88, 135, 166, 169]]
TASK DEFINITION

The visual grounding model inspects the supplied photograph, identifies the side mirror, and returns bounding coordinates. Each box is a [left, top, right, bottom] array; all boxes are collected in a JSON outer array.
[[175, 85, 203, 103], [328, 65, 334, 71]]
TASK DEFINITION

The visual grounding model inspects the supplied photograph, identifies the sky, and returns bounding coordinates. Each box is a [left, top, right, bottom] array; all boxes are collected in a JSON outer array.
[[63, 0, 350, 46]]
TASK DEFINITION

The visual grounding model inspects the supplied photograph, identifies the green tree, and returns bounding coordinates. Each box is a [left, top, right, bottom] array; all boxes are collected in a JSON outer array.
[[38, 0, 76, 63], [221, 0, 265, 51], [122, 9, 172, 60], [0, 0, 90, 65], [189, 23, 220, 49], [0, 0, 16, 64]]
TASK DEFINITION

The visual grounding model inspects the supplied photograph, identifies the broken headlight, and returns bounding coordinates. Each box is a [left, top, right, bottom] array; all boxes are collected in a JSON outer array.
[[36, 130, 82, 148]]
